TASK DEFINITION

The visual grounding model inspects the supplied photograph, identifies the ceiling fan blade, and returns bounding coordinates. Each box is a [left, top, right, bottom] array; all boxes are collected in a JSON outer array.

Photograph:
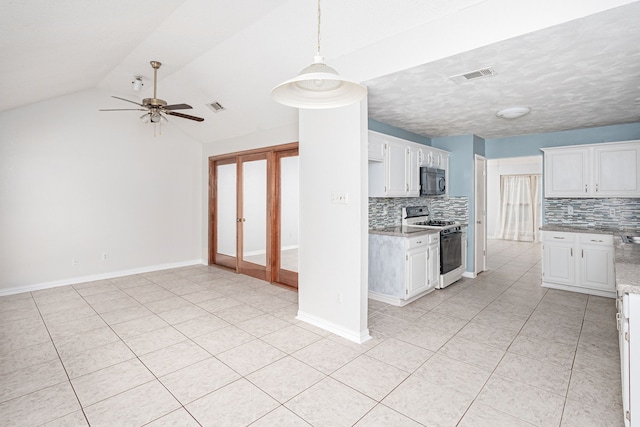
[[163, 103, 193, 111], [166, 111, 204, 122], [111, 96, 144, 107], [100, 108, 147, 111]]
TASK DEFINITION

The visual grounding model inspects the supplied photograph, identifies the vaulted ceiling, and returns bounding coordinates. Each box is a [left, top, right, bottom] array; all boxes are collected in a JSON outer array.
[[1, 0, 639, 143]]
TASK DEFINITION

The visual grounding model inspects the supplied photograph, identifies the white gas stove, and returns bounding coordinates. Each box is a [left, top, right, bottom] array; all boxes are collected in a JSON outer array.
[[401, 206, 464, 289]]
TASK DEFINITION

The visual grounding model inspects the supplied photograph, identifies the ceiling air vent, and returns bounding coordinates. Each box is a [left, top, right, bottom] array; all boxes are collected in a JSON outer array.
[[449, 67, 496, 84], [207, 101, 225, 113]]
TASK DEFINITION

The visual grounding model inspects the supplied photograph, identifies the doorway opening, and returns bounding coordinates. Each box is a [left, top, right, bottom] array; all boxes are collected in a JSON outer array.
[[486, 156, 543, 271]]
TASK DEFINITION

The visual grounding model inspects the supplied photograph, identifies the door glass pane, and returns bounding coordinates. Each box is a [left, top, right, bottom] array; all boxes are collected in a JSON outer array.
[[242, 159, 267, 266], [216, 163, 236, 257], [280, 156, 299, 272]]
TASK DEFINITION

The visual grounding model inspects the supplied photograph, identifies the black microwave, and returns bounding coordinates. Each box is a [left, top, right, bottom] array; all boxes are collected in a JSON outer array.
[[420, 167, 446, 196]]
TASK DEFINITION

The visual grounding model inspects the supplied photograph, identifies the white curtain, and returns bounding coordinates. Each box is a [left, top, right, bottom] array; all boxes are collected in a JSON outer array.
[[495, 175, 542, 241]]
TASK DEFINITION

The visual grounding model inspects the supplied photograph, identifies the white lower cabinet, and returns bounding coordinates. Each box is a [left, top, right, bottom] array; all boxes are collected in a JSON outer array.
[[369, 232, 439, 306], [542, 231, 615, 297], [619, 292, 639, 426], [427, 240, 440, 290]]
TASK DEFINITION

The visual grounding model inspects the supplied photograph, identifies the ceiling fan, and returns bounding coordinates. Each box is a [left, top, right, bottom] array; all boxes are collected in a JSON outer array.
[[100, 61, 204, 123]]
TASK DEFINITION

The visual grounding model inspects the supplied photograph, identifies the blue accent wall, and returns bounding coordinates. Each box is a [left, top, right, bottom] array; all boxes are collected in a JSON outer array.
[[368, 119, 431, 145], [485, 122, 640, 158]]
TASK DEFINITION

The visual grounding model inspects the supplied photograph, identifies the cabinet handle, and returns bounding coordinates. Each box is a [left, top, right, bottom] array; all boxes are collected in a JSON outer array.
[[571, 248, 573, 257], [596, 183, 599, 192], [591, 239, 603, 242], [416, 241, 422, 244], [427, 248, 430, 259], [553, 237, 565, 239], [585, 184, 588, 193], [581, 249, 584, 258]]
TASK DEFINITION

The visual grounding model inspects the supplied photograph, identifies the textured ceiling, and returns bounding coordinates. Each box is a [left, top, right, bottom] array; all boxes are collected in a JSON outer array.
[[366, 2, 640, 139], [1, 0, 638, 143]]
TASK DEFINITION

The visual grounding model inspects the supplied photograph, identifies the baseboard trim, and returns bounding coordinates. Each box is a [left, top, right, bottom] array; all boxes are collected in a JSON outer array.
[[462, 271, 477, 279], [0, 259, 207, 297], [296, 310, 371, 344], [541, 281, 615, 299]]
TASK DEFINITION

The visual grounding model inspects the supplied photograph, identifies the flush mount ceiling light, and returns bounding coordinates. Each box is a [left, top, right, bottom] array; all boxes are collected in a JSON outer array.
[[496, 107, 531, 119], [271, 0, 367, 109], [132, 76, 143, 91]]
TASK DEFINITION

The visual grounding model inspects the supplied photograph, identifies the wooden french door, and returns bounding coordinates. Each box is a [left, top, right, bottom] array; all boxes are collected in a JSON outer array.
[[209, 143, 298, 287], [273, 149, 299, 287]]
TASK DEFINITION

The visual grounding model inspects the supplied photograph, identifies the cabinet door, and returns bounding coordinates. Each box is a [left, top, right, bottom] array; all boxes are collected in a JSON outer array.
[[406, 247, 428, 299], [544, 149, 589, 197], [386, 140, 409, 196], [407, 146, 420, 196], [368, 136, 385, 162], [593, 143, 640, 197], [579, 244, 615, 291], [543, 242, 575, 285], [427, 244, 440, 288]]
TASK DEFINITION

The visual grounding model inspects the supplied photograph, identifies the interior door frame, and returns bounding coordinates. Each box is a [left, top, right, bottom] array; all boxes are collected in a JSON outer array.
[[474, 154, 487, 274], [208, 142, 299, 287]]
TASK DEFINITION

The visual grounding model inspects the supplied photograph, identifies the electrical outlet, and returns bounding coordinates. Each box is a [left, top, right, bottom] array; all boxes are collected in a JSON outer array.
[[610, 208, 616, 216], [337, 292, 343, 303], [102, 252, 109, 261], [568, 205, 574, 215], [72, 258, 79, 267]]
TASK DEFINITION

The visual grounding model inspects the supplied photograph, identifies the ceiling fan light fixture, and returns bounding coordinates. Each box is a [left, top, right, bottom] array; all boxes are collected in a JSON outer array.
[[150, 110, 162, 123], [271, 0, 367, 109], [496, 106, 531, 119]]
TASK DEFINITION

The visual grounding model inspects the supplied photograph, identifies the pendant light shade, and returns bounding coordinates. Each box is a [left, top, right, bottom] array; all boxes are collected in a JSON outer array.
[[271, 1, 367, 109]]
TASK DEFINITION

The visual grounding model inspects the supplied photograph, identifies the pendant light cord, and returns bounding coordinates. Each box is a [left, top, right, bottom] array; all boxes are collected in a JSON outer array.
[[316, 0, 321, 56]]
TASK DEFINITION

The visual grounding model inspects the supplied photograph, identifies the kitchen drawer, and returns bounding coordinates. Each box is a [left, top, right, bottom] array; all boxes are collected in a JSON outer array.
[[406, 234, 433, 249], [544, 231, 576, 243], [579, 233, 613, 245]]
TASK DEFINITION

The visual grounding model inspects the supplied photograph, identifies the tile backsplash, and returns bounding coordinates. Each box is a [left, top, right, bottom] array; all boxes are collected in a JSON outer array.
[[369, 196, 469, 228], [544, 198, 640, 229]]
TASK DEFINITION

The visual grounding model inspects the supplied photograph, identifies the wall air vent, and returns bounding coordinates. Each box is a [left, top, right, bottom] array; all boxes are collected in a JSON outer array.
[[207, 101, 225, 112], [449, 67, 496, 84]]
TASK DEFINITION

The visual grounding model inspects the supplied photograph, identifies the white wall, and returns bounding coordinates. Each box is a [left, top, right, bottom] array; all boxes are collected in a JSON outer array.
[[297, 101, 370, 343], [487, 156, 542, 239], [0, 89, 203, 294]]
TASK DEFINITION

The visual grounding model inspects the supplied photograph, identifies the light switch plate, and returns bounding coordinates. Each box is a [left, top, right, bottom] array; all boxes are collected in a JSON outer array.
[[331, 192, 348, 204]]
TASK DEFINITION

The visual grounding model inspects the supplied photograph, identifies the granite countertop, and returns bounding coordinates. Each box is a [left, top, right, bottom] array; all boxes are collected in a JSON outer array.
[[614, 236, 640, 294], [539, 224, 640, 294], [539, 224, 640, 235], [369, 226, 439, 237]]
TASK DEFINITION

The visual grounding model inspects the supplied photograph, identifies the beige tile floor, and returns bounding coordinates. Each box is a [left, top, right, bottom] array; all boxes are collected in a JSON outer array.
[[0, 240, 623, 426]]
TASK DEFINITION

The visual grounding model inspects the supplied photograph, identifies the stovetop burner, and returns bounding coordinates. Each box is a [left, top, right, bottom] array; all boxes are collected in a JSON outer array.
[[414, 220, 456, 227]]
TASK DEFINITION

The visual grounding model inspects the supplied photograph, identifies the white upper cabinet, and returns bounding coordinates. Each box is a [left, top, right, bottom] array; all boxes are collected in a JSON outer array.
[[386, 139, 411, 196], [368, 131, 449, 198], [368, 136, 385, 162], [593, 143, 640, 196], [544, 148, 590, 197], [543, 140, 640, 198]]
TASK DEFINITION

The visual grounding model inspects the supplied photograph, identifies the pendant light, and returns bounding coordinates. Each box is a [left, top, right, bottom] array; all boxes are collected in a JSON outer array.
[[271, 0, 367, 109]]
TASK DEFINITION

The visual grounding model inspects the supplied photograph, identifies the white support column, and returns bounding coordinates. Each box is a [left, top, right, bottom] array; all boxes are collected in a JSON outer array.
[[296, 99, 370, 343]]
